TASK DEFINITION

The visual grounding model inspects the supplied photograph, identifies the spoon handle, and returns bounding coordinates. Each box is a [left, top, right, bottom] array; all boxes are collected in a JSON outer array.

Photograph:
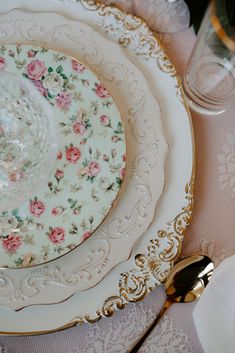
[[127, 298, 173, 353]]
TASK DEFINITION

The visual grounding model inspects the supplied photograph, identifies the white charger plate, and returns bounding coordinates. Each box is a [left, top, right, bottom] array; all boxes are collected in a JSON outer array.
[[0, 1, 194, 334]]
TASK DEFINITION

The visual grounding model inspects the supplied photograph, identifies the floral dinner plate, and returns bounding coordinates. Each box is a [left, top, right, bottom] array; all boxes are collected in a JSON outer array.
[[0, 44, 126, 269]]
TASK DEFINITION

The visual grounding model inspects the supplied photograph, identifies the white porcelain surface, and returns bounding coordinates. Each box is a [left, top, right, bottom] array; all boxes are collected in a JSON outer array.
[[0, 1, 193, 333], [0, 9, 167, 310]]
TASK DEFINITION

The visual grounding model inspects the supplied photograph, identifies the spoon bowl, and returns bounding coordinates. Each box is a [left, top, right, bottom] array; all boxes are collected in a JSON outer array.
[[165, 255, 214, 303], [128, 255, 214, 353]]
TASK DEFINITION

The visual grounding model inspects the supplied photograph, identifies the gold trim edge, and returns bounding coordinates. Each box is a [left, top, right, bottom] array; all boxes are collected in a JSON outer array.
[[0, 0, 195, 335]]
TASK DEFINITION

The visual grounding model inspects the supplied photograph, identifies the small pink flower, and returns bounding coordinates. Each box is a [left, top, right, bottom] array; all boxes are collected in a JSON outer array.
[[57, 151, 63, 160], [71, 59, 86, 73], [2, 234, 22, 254], [29, 199, 45, 218], [122, 154, 126, 162], [112, 135, 120, 143], [100, 115, 110, 127], [66, 146, 81, 164], [88, 161, 100, 177], [0, 57, 6, 70], [32, 80, 47, 97], [95, 83, 110, 99], [27, 50, 36, 58], [73, 122, 86, 136], [48, 227, 65, 244], [55, 169, 64, 181], [26, 59, 47, 80], [120, 167, 125, 180], [82, 231, 91, 241], [56, 92, 72, 111], [51, 206, 64, 216]]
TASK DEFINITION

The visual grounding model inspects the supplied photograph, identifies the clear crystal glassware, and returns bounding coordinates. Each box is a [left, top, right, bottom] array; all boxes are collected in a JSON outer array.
[[183, 0, 235, 115], [0, 71, 57, 213]]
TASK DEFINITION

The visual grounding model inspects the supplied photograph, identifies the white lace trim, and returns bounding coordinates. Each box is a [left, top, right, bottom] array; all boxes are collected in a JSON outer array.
[[0, 345, 9, 353], [139, 315, 194, 353], [217, 130, 235, 198]]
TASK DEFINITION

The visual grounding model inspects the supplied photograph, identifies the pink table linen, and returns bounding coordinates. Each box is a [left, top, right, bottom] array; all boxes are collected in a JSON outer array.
[[1, 1, 235, 352]]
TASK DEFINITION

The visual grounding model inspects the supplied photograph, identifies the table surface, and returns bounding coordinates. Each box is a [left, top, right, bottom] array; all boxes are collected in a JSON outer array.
[[1, 1, 235, 352]]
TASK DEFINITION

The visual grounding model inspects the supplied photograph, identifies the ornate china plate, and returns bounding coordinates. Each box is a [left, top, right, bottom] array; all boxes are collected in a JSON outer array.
[[0, 10, 168, 310], [0, 44, 126, 268], [0, 1, 194, 334]]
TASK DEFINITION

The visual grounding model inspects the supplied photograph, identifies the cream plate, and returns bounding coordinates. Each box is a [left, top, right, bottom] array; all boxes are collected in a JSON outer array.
[[0, 1, 194, 333], [0, 9, 168, 310], [0, 44, 126, 268]]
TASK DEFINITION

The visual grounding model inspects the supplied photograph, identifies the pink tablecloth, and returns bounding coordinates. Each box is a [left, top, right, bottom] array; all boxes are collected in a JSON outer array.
[[1, 1, 235, 352]]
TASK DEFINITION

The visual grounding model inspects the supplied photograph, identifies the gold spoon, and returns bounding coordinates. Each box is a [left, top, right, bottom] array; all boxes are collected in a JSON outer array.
[[128, 255, 214, 353]]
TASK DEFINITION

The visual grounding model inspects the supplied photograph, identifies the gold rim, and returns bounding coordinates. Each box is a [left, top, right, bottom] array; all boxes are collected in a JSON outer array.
[[0, 0, 195, 335]]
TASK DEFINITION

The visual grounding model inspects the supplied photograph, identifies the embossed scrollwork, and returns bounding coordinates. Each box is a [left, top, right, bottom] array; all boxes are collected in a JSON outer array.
[[80, 0, 101, 10], [157, 54, 176, 76], [99, 6, 142, 31], [106, 178, 194, 306], [102, 296, 126, 316]]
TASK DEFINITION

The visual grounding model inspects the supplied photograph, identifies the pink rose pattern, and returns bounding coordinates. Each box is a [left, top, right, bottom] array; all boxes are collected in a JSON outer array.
[[82, 232, 91, 241], [57, 151, 63, 160], [52, 206, 64, 216], [26, 59, 47, 80], [29, 198, 45, 218], [55, 169, 64, 181], [48, 227, 65, 244], [100, 115, 110, 127], [73, 122, 86, 135], [56, 92, 72, 111], [88, 161, 100, 177], [0, 57, 6, 70], [0, 45, 126, 267], [94, 83, 110, 99], [27, 50, 37, 58], [2, 235, 22, 254], [66, 145, 81, 164]]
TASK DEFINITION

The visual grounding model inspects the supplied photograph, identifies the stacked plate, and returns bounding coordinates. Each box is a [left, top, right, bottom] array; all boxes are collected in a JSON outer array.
[[0, 0, 194, 334]]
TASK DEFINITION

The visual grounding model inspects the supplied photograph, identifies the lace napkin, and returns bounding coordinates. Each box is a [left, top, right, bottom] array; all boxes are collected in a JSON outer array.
[[0, 345, 9, 353], [193, 255, 235, 353]]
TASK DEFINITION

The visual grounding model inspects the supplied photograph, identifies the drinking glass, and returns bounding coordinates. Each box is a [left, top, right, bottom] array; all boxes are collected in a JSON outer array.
[[0, 72, 57, 213], [183, 0, 235, 115]]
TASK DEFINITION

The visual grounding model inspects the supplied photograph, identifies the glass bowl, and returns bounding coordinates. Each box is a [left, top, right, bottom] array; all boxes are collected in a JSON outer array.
[[0, 71, 57, 213]]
